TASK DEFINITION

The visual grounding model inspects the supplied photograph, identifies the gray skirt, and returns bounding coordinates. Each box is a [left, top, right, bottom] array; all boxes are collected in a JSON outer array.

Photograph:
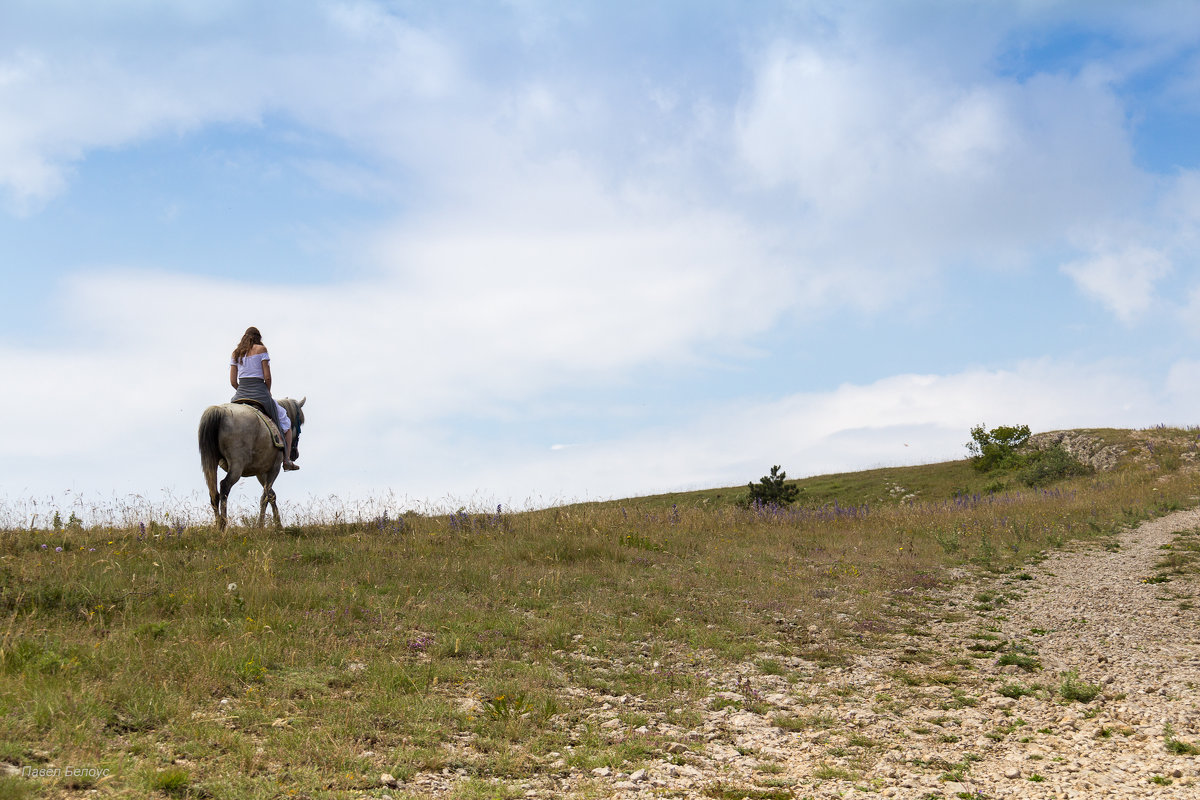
[[231, 378, 283, 431]]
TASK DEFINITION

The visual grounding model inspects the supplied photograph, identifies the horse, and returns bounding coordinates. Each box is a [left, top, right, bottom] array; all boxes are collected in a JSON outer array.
[[198, 397, 306, 530]]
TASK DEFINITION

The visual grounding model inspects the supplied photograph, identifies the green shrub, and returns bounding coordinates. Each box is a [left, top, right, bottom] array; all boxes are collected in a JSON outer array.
[[1164, 724, 1200, 755], [1020, 445, 1092, 487], [149, 768, 190, 796], [1059, 669, 1102, 702], [742, 465, 800, 507], [998, 652, 1041, 672], [968, 424, 1031, 472], [967, 425, 1090, 487]]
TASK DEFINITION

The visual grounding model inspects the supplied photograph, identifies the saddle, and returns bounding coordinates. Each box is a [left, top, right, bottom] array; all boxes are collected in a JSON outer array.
[[232, 398, 285, 450]]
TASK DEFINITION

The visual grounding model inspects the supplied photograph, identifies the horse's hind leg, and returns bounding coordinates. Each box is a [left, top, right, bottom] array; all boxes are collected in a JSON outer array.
[[206, 474, 221, 524], [206, 470, 227, 530], [218, 469, 242, 531]]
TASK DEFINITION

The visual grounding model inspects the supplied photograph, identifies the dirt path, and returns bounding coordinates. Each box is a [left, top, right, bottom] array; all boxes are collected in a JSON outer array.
[[551, 508, 1200, 799], [857, 506, 1200, 799], [388, 509, 1200, 799]]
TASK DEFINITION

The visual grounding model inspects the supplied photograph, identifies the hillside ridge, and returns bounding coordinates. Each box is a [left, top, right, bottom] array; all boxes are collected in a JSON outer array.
[[602, 426, 1198, 514]]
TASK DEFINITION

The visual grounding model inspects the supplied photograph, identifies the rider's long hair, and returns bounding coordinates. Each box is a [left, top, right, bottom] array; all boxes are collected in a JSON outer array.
[[231, 327, 265, 363]]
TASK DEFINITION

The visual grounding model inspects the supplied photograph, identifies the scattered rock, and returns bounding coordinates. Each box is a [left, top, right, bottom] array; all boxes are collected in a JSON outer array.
[[457, 697, 484, 714], [1028, 431, 1125, 471]]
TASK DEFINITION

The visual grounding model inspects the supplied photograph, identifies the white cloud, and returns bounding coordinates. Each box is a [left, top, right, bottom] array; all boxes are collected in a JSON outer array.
[[408, 358, 1187, 506], [2, 204, 1195, 515], [0, 3, 463, 209], [0, 158, 794, 491], [3, 271, 1184, 511], [1061, 245, 1172, 322], [733, 40, 1149, 256], [1178, 287, 1200, 339], [1165, 358, 1200, 397], [0, 1, 1176, 314], [6, 2, 1200, 516]]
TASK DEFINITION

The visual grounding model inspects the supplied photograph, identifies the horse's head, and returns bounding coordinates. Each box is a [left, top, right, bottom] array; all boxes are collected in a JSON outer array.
[[284, 397, 305, 461]]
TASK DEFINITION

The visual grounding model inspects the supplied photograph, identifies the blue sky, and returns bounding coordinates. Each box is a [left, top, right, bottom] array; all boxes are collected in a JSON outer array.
[[4, 0, 1200, 518]]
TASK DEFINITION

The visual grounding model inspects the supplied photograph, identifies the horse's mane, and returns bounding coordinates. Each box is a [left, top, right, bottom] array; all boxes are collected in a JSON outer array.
[[279, 397, 305, 426]]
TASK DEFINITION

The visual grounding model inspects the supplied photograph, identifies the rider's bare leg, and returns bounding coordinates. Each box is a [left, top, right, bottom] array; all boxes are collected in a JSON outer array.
[[283, 429, 299, 470]]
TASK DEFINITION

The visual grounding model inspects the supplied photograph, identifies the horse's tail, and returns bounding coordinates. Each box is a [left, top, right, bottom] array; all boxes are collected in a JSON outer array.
[[198, 406, 225, 505]]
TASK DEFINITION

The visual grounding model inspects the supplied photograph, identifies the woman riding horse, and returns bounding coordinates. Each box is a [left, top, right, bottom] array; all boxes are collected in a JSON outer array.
[[229, 326, 298, 471]]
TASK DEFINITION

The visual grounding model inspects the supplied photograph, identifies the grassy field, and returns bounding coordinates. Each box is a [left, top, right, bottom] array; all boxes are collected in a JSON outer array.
[[1, 427, 1198, 798]]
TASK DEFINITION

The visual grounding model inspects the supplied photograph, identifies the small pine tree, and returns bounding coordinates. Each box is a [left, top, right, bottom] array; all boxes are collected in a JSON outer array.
[[745, 465, 801, 507]]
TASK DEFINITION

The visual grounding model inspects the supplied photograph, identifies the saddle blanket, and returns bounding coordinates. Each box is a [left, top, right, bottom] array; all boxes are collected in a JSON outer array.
[[231, 399, 285, 450]]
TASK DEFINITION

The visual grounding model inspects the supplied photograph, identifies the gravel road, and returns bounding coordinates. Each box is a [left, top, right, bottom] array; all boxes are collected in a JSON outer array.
[[389, 507, 1200, 799]]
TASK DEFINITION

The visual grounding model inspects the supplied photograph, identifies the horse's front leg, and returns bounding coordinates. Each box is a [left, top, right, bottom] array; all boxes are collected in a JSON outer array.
[[268, 488, 282, 528], [257, 484, 269, 528], [257, 476, 282, 529]]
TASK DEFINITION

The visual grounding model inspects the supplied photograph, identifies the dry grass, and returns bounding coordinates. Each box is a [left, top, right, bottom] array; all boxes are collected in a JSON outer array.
[[0, 431, 1196, 797]]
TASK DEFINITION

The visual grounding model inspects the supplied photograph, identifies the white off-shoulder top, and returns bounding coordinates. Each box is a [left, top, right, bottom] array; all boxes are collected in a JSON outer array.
[[231, 351, 270, 380]]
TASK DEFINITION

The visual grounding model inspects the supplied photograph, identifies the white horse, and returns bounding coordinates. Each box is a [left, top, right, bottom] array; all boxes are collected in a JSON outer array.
[[198, 397, 305, 530]]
